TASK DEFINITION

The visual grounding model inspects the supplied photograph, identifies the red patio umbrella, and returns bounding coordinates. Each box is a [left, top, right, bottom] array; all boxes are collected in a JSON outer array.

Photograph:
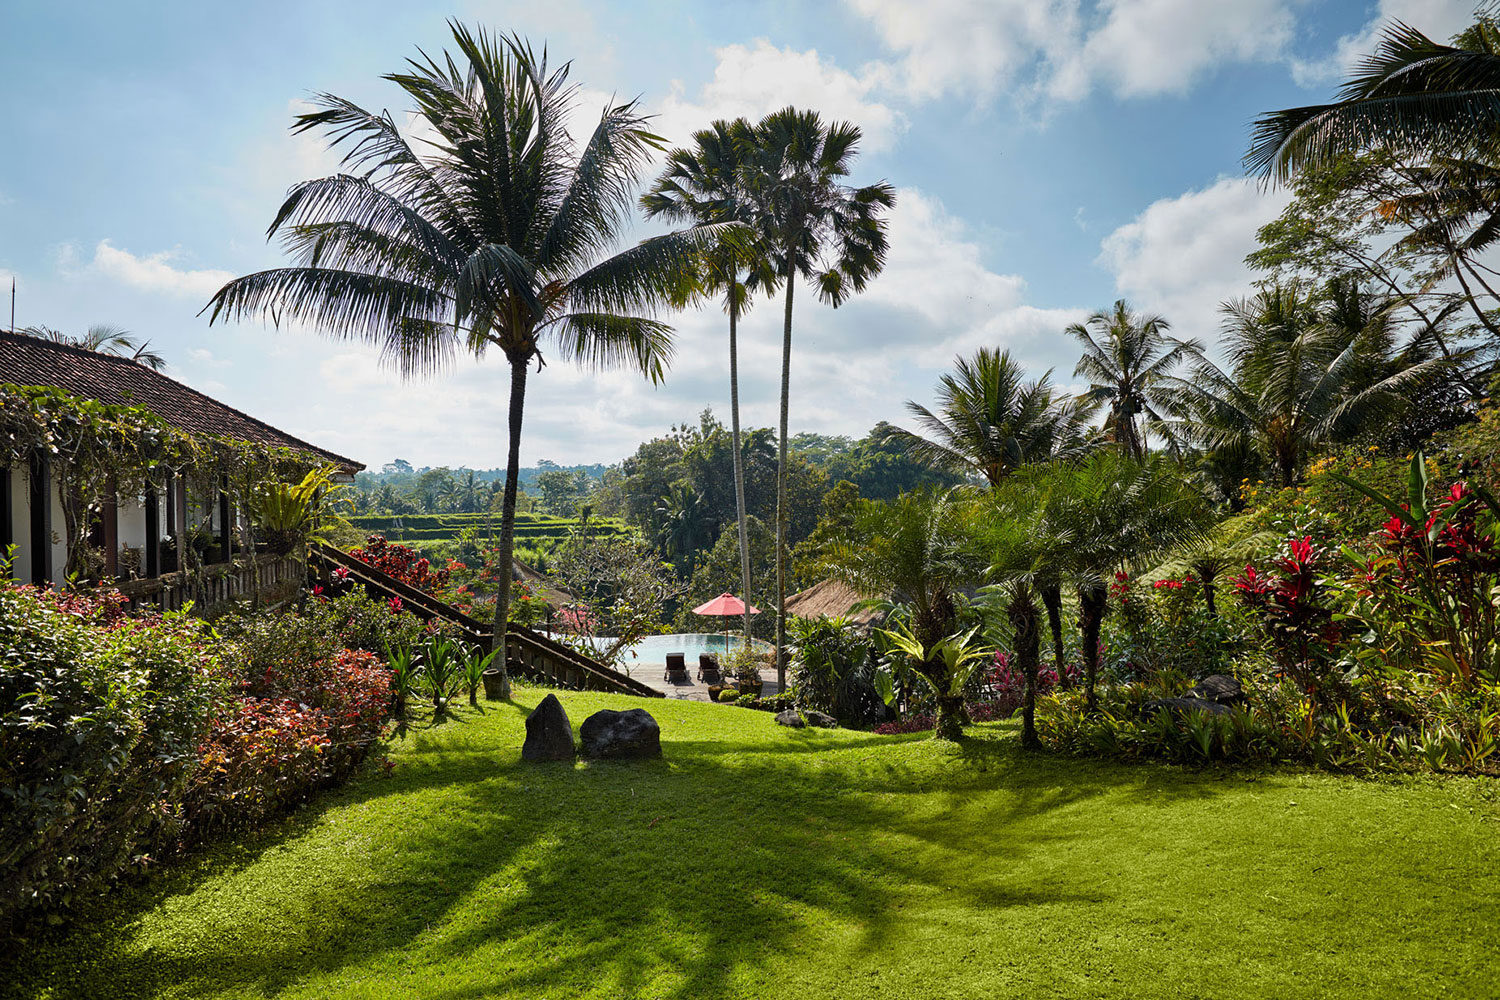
[[692, 593, 760, 654]]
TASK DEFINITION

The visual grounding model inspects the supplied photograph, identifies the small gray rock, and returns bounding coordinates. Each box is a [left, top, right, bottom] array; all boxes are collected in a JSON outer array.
[[775, 709, 806, 728], [522, 694, 576, 761], [1186, 674, 1245, 705], [1141, 696, 1232, 718], [803, 710, 838, 729], [580, 708, 662, 759]]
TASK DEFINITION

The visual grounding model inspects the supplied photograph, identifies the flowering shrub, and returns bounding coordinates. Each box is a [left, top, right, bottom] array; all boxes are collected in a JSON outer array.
[[187, 649, 390, 836], [0, 585, 223, 931], [873, 701, 1011, 735], [1233, 536, 1343, 698], [1103, 572, 1247, 683], [982, 650, 1079, 713], [349, 534, 453, 596], [1337, 459, 1500, 686]]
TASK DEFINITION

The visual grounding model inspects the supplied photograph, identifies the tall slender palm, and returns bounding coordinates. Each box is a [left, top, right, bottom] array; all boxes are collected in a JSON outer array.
[[22, 324, 166, 370], [642, 119, 773, 639], [886, 347, 1096, 487], [1248, 20, 1500, 182], [1165, 281, 1453, 486], [739, 107, 895, 689], [204, 24, 714, 695], [1067, 301, 1197, 461]]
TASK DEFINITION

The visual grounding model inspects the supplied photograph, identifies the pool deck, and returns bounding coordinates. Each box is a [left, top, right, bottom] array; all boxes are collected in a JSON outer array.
[[622, 661, 787, 702]]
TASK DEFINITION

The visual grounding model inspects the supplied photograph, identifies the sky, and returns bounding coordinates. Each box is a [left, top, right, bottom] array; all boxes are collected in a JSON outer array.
[[0, 0, 1481, 470]]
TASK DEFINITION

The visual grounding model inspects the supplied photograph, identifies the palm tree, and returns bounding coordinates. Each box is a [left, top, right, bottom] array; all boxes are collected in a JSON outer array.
[[982, 493, 1064, 748], [827, 488, 986, 740], [1247, 20, 1500, 182], [1067, 301, 1197, 461], [204, 24, 715, 696], [22, 324, 166, 370], [654, 482, 712, 578], [642, 119, 773, 639], [1165, 281, 1453, 486], [1024, 454, 1210, 712], [886, 347, 1096, 487], [740, 107, 895, 692], [888, 347, 1096, 688]]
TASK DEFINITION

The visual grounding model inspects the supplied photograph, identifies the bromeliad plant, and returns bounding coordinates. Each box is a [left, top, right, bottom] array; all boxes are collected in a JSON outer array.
[[1333, 451, 1500, 686], [459, 644, 498, 707], [383, 642, 422, 718], [874, 624, 993, 741], [421, 637, 462, 715]]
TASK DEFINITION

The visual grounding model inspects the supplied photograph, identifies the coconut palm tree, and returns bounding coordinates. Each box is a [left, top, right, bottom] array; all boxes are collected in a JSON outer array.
[[642, 119, 775, 639], [22, 324, 166, 370], [739, 107, 895, 691], [1067, 301, 1197, 461], [204, 24, 716, 696], [827, 488, 986, 740], [1165, 281, 1453, 487], [1247, 19, 1500, 182], [886, 347, 1097, 487]]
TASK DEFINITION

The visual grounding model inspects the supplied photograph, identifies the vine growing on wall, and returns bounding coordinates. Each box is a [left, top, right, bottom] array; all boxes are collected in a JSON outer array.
[[0, 384, 324, 584]]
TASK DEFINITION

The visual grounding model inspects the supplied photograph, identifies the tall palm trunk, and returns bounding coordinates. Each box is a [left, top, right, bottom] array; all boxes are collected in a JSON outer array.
[[774, 264, 795, 691], [729, 304, 752, 641], [1010, 585, 1042, 749], [489, 355, 528, 700], [1042, 583, 1068, 690]]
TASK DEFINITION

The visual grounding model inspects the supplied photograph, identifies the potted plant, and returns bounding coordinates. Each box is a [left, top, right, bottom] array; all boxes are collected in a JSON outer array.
[[726, 644, 763, 698]]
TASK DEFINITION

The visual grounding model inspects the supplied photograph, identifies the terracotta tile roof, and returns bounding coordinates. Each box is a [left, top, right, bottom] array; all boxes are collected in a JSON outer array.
[[0, 329, 364, 471]]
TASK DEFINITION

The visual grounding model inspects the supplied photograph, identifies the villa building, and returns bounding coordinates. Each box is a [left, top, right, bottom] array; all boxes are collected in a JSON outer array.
[[0, 329, 361, 601]]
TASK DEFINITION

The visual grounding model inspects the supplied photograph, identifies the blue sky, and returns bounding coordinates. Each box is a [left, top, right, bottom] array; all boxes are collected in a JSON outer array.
[[0, 0, 1478, 469]]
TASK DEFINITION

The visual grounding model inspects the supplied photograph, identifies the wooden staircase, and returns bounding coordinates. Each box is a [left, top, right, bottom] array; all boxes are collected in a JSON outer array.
[[310, 543, 661, 698]]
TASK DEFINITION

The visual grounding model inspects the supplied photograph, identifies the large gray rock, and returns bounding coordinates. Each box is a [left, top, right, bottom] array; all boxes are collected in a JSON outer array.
[[775, 709, 806, 728], [1187, 674, 1246, 706], [580, 708, 662, 759], [803, 710, 838, 729], [522, 694, 575, 761], [1141, 696, 1232, 718]]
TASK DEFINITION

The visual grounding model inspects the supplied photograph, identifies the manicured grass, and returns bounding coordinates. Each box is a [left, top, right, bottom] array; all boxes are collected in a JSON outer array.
[[12, 691, 1499, 999]]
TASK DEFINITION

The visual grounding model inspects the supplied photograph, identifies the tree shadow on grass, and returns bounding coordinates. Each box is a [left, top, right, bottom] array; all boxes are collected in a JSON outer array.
[[11, 713, 1238, 1000]]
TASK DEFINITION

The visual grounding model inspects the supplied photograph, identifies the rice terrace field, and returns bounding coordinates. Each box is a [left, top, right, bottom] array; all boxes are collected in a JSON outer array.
[[12, 691, 1498, 1000]]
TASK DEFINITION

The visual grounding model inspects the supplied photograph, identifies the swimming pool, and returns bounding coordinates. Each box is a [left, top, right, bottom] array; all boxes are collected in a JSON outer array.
[[558, 632, 772, 667]]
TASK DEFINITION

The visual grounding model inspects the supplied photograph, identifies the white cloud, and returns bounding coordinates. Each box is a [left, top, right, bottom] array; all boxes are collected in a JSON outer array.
[[1291, 0, 1474, 86], [845, 0, 1303, 103], [1055, 0, 1298, 100], [651, 39, 906, 150], [80, 240, 235, 301], [186, 347, 231, 368], [1096, 176, 1292, 344]]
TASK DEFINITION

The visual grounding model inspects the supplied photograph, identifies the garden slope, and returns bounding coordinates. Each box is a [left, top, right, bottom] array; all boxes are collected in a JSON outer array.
[[11, 692, 1499, 999]]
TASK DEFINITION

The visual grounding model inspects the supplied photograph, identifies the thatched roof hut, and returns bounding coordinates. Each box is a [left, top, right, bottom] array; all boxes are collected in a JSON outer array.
[[783, 578, 884, 627], [513, 558, 575, 610]]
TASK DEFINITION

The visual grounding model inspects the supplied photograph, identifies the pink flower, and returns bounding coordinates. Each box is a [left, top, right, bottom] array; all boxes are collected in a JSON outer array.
[[388, 596, 403, 613]]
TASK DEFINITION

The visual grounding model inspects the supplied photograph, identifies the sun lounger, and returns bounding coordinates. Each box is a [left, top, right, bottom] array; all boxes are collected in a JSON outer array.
[[697, 653, 722, 685], [665, 652, 689, 684]]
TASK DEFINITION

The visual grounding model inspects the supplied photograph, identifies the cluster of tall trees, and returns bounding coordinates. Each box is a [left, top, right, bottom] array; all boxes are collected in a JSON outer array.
[[204, 23, 894, 692], [826, 14, 1500, 741]]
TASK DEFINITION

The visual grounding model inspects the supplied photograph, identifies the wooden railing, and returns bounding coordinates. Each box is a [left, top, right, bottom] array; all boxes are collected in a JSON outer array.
[[310, 543, 660, 698], [112, 554, 305, 614]]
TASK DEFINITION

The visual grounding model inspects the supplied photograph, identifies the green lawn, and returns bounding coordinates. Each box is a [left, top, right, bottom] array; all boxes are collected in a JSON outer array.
[[12, 690, 1499, 999]]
